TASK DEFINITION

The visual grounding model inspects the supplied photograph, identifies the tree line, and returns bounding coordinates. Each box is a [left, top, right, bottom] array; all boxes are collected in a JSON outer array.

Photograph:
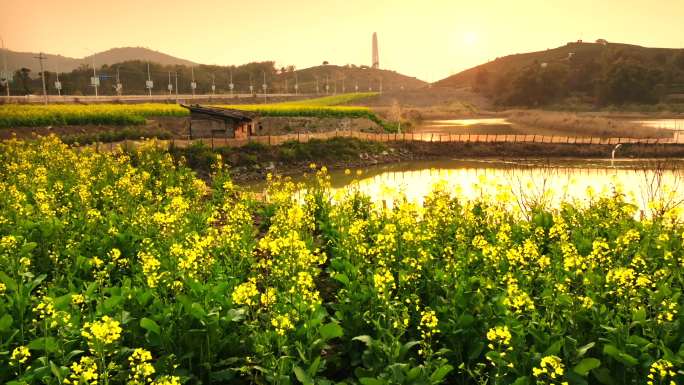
[[472, 46, 684, 107]]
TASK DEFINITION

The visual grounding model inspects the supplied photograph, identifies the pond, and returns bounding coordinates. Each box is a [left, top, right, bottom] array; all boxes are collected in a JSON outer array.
[[263, 158, 684, 215], [414, 118, 683, 135], [632, 119, 684, 130]]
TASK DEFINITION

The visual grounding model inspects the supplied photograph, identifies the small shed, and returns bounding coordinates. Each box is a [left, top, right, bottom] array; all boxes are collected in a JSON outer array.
[[181, 104, 258, 139]]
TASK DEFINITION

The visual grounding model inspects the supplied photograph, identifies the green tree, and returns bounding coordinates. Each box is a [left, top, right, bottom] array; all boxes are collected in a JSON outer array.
[[16, 68, 32, 95], [597, 60, 664, 105]]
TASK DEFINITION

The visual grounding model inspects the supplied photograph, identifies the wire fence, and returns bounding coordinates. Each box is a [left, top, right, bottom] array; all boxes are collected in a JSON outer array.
[[88, 129, 684, 152]]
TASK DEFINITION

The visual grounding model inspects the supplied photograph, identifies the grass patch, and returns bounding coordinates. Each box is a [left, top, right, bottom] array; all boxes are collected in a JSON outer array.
[[61, 127, 173, 145], [171, 137, 388, 171]]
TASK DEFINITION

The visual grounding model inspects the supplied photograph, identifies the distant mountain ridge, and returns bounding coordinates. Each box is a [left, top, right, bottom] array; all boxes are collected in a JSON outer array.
[[2, 47, 196, 73], [434, 41, 684, 88]]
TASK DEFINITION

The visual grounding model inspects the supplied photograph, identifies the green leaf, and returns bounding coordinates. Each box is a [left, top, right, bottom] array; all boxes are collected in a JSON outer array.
[[28, 337, 59, 352], [0, 314, 13, 332], [353, 335, 373, 346], [50, 360, 65, 382], [0, 271, 17, 291], [511, 376, 530, 385], [359, 378, 385, 385], [576, 342, 595, 358], [603, 344, 638, 366], [544, 339, 563, 356], [430, 364, 453, 383], [190, 303, 207, 320], [102, 295, 123, 312], [400, 340, 421, 357], [631, 308, 646, 323], [333, 273, 350, 286], [407, 367, 422, 381], [210, 369, 236, 382], [627, 335, 651, 347], [225, 308, 246, 322], [140, 317, 161, 335], [293, 365, 313, 385], [593, 368, 616, 385], [319, 322, 343, 340], [573, 358, 601, 376]]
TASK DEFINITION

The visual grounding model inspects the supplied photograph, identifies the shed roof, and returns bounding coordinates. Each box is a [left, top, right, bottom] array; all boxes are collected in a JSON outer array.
[[180, 104, 257, 122]]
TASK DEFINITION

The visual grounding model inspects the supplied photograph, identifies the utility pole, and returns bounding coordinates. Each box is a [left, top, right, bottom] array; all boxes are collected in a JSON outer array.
[[174, 72, 179, 98], [34, 52, 48, 104], [54, 61, 62, 97], [190, 66, 196, 98], [325, 75, 329, 94], [115, 67, 122, 96], [1, 36, 10, 97], [167, 71, 172, 96], [211, 74, 216, 95], [91, 55, 98, 98], [262, 70, 267, 102], [249, 73, 254, 95], [146, 62, 153, 96], [229, 69, 234, 97], [294, 72, 298, 95]]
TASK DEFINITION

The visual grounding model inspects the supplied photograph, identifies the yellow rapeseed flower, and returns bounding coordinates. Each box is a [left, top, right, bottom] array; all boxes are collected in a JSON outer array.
[[11, 345, 30, 365], [82, 315, 122, 350]]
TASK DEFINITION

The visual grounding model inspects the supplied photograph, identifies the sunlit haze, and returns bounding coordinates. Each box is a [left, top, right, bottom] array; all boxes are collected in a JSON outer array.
[[2, 0, 684, 81]]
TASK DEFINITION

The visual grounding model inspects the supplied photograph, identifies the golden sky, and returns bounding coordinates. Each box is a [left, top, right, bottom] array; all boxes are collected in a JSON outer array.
[[2, 0, 683, 81]]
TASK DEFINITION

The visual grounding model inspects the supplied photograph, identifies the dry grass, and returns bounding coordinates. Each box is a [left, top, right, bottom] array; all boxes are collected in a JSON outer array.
[[504, 110, 672, 138]]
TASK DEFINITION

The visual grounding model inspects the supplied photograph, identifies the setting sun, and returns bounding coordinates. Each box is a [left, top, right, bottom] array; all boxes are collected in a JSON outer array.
[[464, 31, 479, 46]]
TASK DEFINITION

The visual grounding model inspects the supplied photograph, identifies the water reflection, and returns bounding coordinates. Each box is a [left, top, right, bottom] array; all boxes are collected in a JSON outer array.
[[423, 118, 512, 127], [303, 159, 684, 215], [634, 119, 683, 131]]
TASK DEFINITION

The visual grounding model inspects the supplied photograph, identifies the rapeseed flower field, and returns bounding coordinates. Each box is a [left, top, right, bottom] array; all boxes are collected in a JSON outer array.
[[0, 136, 682, 385], [0, 93, 379, 128]]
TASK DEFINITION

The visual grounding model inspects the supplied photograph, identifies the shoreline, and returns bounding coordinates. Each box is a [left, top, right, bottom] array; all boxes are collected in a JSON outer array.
[[225, 141, 684, 183]]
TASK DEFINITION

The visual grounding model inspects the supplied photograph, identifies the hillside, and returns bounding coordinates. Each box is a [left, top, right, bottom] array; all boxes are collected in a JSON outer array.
[[276, 65, 427, 93], [2, 47, 196, 73], [435, 41, 684, 107], [84, 47, 196, 68]]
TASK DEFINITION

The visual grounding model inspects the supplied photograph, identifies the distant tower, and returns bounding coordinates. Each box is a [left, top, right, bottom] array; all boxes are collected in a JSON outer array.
[[372, 32, 379, 69]]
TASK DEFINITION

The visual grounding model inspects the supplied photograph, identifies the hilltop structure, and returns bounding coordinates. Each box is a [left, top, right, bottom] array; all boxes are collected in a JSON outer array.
[[372, 32, 379, 69]]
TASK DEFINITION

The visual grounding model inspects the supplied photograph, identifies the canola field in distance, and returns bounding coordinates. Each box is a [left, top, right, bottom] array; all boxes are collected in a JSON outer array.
[[0, 93, 379, 128], [0, 136, 682, 385]]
